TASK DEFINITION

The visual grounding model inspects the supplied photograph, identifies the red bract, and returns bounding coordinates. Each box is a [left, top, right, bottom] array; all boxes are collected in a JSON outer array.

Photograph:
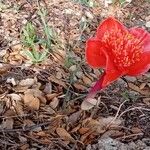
[[86, 17, 150, 98]]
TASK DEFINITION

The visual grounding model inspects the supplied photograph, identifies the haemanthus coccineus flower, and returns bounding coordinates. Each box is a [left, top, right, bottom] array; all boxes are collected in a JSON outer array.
[[86, 17, 150, 99]]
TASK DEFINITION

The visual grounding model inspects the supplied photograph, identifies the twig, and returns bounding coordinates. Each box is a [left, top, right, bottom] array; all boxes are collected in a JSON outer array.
[[116, 133, 143, 140], [106, 100, 128, 129], [0, 119, 61, 133], [118, 107, 150, 119]]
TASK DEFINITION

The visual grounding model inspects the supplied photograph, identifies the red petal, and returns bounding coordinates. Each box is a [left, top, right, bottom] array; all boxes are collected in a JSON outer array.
[[128, 52, 150, 76], [96, 17, 127, 38], [86, 51, 124, 99], [86, 70, 122, 99], [102, 70, 123, 87], [86, 38, 106, 68], [101, 50, 125, 87], [129, 27, 150, 52]]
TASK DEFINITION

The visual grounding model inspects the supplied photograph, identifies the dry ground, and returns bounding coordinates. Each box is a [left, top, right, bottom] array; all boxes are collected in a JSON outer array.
[[0, 0, 150, 149]]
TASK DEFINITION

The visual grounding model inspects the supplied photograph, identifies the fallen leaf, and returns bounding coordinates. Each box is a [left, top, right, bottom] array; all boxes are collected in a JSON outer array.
[[82, 117, 122, 134], [139, 83, 146, 90], [82, 76, 92, 85], [74, 83, 87, 90], [48, 75, 67, 88], [128, 82, 150, 95], [8, 93, 22, 101], [25, 89, 46, 104], [79, 127, 90, 135], [143, 98, 150, 106], [68, 110, 82, 125], [81, 98, 100, 110], [24, 94, 40, 110], [43, 82, 52, 94], [2, 118, 14, 129], [19, 78, 35, 87], [56, 127, 75, 142], [50, 97, 59, 109], [46, 93, 59, 101], [0, 63, 11, 75]]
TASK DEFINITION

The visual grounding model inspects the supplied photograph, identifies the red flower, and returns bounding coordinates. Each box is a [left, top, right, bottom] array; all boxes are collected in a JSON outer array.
[[86, 17, 150, 98]]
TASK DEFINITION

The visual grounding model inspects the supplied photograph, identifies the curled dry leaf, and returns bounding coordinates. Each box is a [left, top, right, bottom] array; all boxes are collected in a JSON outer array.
[[25, 89, 46, 104], [82, 117, 122, 134], [128, 82, 150, 96], [7, 93, 24, 115], [19, 78, 35, 87], [46, 93, 59, 101], [81, 98, 100, 110], [48, 75, 67, 88], [50, 97, 59, 109], [82, 76, 92, 85], [73, 82, 87, 90], [0, 63, 11, 75], [43, 82, 52, 94], [68, 110, 82, 125], [56, 127, 75, 143], [23, 94, 40, 110], [8, 93, 22, 102], [53, 50, 66, 64], [143, 98, 150, 106], [1, 118, 14, 129]]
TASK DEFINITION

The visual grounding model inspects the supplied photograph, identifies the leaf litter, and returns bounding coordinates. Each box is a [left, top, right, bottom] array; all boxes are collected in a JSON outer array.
[[0, 0, 149, 149]]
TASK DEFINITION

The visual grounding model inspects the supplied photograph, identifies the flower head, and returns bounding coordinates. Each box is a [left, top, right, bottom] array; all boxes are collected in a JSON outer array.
[[86, 17, 150, 98]]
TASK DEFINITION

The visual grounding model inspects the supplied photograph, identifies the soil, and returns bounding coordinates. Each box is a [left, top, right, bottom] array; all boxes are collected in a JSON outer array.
[[0, 0, 150, 150]]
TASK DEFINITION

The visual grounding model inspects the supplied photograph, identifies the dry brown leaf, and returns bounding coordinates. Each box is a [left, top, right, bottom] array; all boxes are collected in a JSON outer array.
[[44, 82, 52, 94], [20, 144, 29, 150], [131, 127, 142, 134], [8, 93, 22, 101], [2, 118, 14, 129], [50, 97, 59, 109], [82, 76, 92, 85], [56, 127, 75, 142], [15, 101, 24, 115], [53, 50, 66, 64], [74, 83, 87, 90], [101, 130, 124, 139], [19, 78, 35, 87], [128, 82, 150, 95], [80, 130, 94, 143], [19, 135, 27, 143], [25, 89, 46, 104], [46, 93, 59, 101], [48, 75, 67, 88], [11, 44, 22, 51], [79, 127, 90, 135], [139, 83, 147, 90], [82, 117, 122, 134], [24, 94, 40, 110], [0, 63, 11, 75], [81, 98, 100, 110], [143, 98, 150, 106], [71, 124, 81, 133], [68, 110, 81, 125]]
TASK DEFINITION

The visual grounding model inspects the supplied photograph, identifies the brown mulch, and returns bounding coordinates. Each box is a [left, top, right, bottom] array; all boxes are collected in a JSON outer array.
[[0, 0, 150, 149]]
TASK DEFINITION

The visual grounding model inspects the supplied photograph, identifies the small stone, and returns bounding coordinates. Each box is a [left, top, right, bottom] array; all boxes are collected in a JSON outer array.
[[146, 21, 150, 28], [69, 65, 77, 72]]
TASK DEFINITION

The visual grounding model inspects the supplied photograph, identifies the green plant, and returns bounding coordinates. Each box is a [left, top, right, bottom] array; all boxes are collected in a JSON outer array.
[[37, 8, 58, 51], [21, 22, 48, 63], [21, 7, 58, 63], [73, 0, 95, 7]]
